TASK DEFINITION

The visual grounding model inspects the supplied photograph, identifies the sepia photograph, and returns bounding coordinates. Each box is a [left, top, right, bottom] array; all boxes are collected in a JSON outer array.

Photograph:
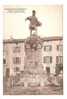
[[3, 5, 63, 95]]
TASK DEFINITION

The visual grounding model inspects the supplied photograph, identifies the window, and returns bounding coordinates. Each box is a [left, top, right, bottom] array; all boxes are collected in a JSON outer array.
[[57, 45, 63, 51], [3, 58, 6, 64], [44, 45, 52, 51], [14, 67, 19, 72], [56, 56, 63, 64], [43, 56, 52, 63], [13, 46, 21, 53], [13, 57, 21, 64], [6, 68, 10, 78], [46, 67, 50, 74]]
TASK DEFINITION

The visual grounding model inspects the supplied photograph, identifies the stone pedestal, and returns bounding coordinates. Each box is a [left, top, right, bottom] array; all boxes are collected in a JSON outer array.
[[23, 34, 45, 87], [24, 34, 43, 73]]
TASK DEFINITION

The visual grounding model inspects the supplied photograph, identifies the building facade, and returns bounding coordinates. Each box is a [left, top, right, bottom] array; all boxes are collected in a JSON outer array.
[[3, 36, 63, 77]]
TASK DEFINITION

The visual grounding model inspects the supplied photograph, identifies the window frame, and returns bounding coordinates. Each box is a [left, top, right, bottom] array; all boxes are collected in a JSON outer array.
[[43, 56, 52, 64], [57, 45, 63, 51], [44, 45, 52, 51], [13, 57, 21, 64], [56, 56, 63, 64]]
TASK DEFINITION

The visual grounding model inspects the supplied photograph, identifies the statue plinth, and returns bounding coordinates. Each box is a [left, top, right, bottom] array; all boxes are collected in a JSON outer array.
[[22, 34, 45, 87], [24, 34, 43, 74]]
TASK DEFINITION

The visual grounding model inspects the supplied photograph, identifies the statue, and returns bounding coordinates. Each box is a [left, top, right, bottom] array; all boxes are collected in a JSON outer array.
[[25, 10, 42, 36]]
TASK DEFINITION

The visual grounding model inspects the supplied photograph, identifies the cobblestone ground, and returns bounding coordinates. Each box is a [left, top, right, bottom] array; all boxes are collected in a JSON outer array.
[[3, 84, 63, 95], [3, 73, 63, 95]]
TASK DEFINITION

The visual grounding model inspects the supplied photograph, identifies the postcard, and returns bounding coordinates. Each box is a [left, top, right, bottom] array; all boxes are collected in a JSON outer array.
[[3, 5, 63, 95]]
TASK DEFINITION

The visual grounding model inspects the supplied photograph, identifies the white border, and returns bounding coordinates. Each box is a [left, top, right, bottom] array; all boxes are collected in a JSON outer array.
[[0, 0, 66, 98], [0, 5, 3, 95], [0, 0, 64, 5]]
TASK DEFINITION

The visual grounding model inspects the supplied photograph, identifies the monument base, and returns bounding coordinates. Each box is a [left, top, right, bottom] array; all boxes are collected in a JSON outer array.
[[21, 34, 46, 87], [20, 71, 47, 87]]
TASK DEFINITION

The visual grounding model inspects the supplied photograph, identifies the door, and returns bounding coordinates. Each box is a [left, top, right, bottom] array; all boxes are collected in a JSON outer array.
[[46, 67, 50, 75], [6, 68, 10, 80]]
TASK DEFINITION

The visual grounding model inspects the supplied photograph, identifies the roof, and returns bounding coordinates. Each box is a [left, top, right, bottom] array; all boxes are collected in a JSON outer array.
[[3, 36, 63, 44], [3, 39, 25, 43], [42, 36, 63, 42]]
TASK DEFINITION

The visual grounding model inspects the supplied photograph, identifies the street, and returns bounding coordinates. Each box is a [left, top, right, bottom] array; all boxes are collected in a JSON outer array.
[[4, 84, 63, 95]]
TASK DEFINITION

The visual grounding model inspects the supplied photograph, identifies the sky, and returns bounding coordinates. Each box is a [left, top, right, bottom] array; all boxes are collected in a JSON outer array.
[[4, 5, 63, 39]]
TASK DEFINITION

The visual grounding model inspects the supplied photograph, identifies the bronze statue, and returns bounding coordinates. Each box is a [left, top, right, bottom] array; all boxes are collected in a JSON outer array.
[[25, 10, 42, 36]]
